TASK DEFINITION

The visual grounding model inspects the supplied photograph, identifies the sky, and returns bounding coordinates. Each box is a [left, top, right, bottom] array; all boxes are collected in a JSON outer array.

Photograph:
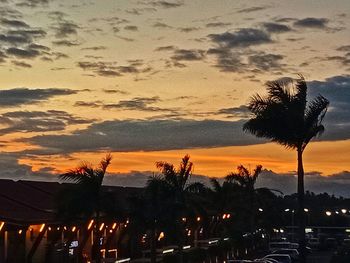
[[0, 0, 350, 195]]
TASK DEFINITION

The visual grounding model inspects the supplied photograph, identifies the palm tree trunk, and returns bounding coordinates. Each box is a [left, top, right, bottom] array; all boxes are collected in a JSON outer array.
[[297, 148, 306, 263]]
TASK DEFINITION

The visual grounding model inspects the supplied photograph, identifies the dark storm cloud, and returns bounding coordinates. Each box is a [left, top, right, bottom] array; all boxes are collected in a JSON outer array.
[[164, 60, 186, 68], [20, 119, 264, 153], [77, 61, 120, 77], [293, 17, 329, 29], [0, 33, 31, 44], [257, 170, 350, 197], [206, 22, 232, 28], [208, 28, 272, 48], [325, 46, 350, 68], [307, 75, 350, 141], [0, 15, 49, 64], [236, 6, 269, 13], [102, 96, 169, 112], [152, 22, 172, 28], [1, 18, 29, 28], [326, 55, 350, 68], [50, 51, 69, 59], [0, 50, 8, 63], [337, 45, 350, 52], [125, 7, 157, 15], [95, 69, 121, 77], [248, 52, 285, 71], [28, 43, 50, 51], [154, 45, 176, 51], [207, 48, 245, 72], [74, 101, 103, 108], [0, 26, 47, 47], [262, 22, 292, 33], [216, 105, 251, 118], [75, 96, 173, 113], [8, 29, 47, 38], [0, 6, 22, 19], [207, 27, 289, 74], [77, 60, 153, 78], [0, 152, 61, 181], [11, 60, 31, 68], [178, 27, 200, 32], [115, 36, 135, 42], [124, 25, 138, 31], [140, 0, 184, 9], [16, 0, 50, 8], [0, 110, 93, 135], [171, 49, 205, 61], [103, 89, 129, 95], [0, 88, 77, 107], [0, 153, 34, 179], [81, 46, 106, 51], [52, 40, 80, 46], [6, 47, 40, 58], [52, 20, 79, 38]]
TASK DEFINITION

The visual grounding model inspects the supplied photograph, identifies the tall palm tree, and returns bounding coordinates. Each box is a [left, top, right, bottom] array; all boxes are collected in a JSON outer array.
[[149, 155, 205, 263], [243, 76, 329, 262], [59, 154, 112, 263]]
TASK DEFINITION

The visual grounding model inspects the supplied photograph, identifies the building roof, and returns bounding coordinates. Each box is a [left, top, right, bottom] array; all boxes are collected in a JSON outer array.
[[0, 179, 141, 225]]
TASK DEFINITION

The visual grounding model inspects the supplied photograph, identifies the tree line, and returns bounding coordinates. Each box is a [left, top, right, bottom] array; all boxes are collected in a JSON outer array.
[[57, 76, 331, 263]]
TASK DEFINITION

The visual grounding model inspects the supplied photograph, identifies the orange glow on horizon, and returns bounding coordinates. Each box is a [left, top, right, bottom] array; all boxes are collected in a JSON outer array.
[[16, 139, 350, 180]]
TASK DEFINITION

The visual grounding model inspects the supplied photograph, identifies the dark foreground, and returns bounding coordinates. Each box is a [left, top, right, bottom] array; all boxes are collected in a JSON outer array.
[[307, 251, 333, 263]]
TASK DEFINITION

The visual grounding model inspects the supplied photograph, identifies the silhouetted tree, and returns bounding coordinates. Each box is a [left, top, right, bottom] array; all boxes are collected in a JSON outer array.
[[208, 178, 240, 237], [149, 155, 205, 263], [243, 76, 329, 262], [58, 154, 113, 263]]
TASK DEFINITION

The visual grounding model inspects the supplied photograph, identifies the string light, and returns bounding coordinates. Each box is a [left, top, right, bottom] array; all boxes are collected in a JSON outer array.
[[39, 224, 45, 233], [88, 220, 94, 230], [0, 222, 4, 231]]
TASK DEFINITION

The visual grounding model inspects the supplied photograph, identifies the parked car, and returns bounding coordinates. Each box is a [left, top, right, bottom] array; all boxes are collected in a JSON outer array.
[[289, 243, 299, 249], [308, 237, 320, 249], [255, 258, 279, 263], [263, 254, 292, 263], [325, 238, 337, 249], [271, 249, 299, 261], [342, 238, 350, 247], [226, 260, 254, 263], [268, 242, 291, 252]]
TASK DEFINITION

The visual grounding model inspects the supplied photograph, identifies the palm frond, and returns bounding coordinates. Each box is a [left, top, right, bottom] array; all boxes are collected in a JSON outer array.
[[179, 155, 193, 188], [99, 153, 112, 174], [252, 165, 263, 181], [305, 95, 329, 129], [294, 75, 307, 109], [266, 80, 292, 104], [156, 161, 178, 187], [226, 172, 246, 186], [243, 76, 328, 151], [209, 178, 222, 193], [185, 182, 205, 193]]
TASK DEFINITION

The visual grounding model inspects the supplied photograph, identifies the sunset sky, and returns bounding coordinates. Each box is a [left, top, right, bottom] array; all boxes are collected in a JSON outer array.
[[0, 0, 350, 194]]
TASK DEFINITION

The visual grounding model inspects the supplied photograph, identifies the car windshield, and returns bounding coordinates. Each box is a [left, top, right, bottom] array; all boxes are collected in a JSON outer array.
[[266, 255, 290, 263]]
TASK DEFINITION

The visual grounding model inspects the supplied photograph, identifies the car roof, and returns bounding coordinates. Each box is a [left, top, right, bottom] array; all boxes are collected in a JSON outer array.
[[265, 254, 291, 258], [272, 248, 298, 252]]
